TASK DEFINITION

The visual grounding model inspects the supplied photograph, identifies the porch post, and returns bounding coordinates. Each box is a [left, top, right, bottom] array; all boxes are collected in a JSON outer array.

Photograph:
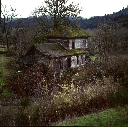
[[77, 55, 79, 66]]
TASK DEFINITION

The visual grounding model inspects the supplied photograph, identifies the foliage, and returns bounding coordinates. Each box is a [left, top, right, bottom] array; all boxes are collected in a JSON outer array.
[[34, 0, 81, 29], [107, 87, 128, 107], [89, 20, 128, 56], [0, 45, 7, 52], [73, 54, 128, 87], [3, 51, 127, 125], [0, 4, 18, 52], [31, 107, 40, 126], [32, 0, 82, 41], [8, 63, 48, 97], [1, 88, 10, 97], [15, 112, 30, 126], [20, 97, 30, 109], [0, 54, 14, 97]]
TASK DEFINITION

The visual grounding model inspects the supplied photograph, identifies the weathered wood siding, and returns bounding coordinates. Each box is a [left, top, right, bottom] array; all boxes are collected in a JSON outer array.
[[18, 55, 35, 64], [51, 54, 86, 73], [62, 58, 68, 70], [47, 38, 88, 50], [52, 57, 68, 72], [47, 38, 69, 49], [59, 40, 69, 49], [71, 56, 77, 67], [70, 54, 86, 68], [69, 39, 88, 50]]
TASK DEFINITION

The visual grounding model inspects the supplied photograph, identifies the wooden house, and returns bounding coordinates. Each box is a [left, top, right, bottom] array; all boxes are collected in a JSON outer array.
[[17, 36, 90, 73]]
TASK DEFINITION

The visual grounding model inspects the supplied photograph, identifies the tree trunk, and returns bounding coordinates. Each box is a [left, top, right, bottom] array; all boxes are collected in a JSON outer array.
[[6, 34, 9, 52]]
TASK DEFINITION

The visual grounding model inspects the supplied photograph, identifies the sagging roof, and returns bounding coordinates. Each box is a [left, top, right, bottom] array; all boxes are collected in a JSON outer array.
[[34, 43, 86, 58], [35, 43, 65, 52]]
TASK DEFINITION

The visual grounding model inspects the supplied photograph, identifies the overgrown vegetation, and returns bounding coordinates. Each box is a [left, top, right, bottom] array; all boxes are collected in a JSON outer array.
[[0, 52, 128, 126]]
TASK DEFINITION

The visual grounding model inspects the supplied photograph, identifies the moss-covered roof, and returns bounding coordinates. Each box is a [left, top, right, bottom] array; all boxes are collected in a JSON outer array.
[[34, 43, 86, 58], [49, 26, 90, 38], [35, 43, 65, 52]]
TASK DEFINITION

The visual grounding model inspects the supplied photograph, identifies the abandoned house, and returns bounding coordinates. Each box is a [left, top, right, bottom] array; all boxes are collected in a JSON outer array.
[[17, 36, 90, 73]]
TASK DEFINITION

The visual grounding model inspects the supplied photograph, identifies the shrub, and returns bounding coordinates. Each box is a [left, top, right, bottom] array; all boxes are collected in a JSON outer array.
[[30, 107, 41, 126], [107, 87, 128, 107], [20, 97, 30, 109], [120, 75, 128, 87], [8, 63, 49, 97], [15, 112, 30, 126]]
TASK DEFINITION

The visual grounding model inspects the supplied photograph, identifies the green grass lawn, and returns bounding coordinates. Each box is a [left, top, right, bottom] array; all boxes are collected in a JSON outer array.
[[0, 45, 17, 76], [0, 53, 16, 97], [55, 105, 128, 127], [0, 54, 13, 76]]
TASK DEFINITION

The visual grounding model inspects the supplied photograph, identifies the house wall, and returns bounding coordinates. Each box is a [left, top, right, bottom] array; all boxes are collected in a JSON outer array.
[[62, 58, 68, 70], [69, 39, 88, 50], [51, 54, 86, 73], [59, 41, 69, 49], [85, 39, 88, 48], [47, 38, 88, 50], [69, 41, 73, 49], [82, 54, 86, 64], [71, 56, 77, 67], [52, 57, 68, 73], [71, 54, 86, 68], [47, 38, 69, 49]]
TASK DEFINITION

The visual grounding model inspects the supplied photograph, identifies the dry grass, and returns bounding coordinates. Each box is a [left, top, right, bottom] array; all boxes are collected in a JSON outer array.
[[84, 77, 118, 99]]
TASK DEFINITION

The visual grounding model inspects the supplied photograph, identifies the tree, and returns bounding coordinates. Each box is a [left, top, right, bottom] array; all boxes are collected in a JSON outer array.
[[33, 0, 82, 38], [90, 20, 122, 56], [0, 4, 17, 52]]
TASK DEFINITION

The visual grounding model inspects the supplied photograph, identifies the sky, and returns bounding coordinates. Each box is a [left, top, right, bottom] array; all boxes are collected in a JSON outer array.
[[2, 0, 128, 19]]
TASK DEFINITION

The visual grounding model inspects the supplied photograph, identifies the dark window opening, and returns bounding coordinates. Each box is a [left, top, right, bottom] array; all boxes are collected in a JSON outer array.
[[81, 55, 84, 64], [67, 57, 71, 68], [77, 56, 79, 64], [72, 41, 75, 49]]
